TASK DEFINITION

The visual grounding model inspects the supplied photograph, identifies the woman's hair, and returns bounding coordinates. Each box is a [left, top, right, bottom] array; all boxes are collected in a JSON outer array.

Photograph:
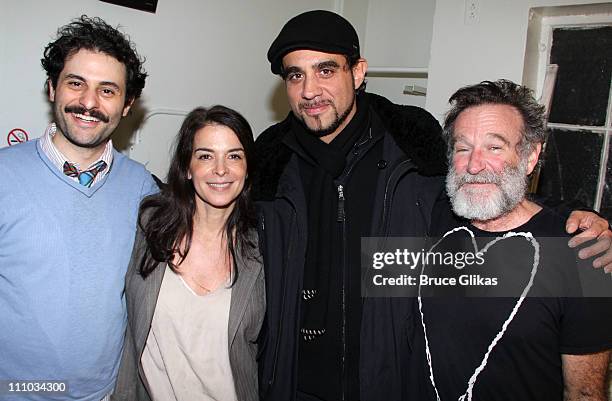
[[138, 105, 256, 279]]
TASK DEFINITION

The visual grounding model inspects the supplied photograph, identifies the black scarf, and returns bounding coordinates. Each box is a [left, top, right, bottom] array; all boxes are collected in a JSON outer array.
[[292, 94, 370, 341]]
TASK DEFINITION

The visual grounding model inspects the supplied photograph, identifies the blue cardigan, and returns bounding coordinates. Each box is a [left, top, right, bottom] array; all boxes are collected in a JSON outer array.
[[0, 139, 157, 401]]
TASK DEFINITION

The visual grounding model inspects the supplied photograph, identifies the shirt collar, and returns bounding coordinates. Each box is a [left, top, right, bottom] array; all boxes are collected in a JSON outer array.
[[40, 123, 114, 183]]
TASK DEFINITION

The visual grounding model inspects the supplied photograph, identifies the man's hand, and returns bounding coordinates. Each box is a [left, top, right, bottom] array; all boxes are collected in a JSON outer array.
[[566, 210, 612, 273], [562, 351, 610, 401]]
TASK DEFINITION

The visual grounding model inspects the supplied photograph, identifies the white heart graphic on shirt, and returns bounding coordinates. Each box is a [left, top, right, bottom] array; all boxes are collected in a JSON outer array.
[[417, 226, 541, 401]]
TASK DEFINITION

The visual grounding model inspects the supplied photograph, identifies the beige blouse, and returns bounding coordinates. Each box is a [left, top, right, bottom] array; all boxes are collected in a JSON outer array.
[[140, 265, 238, 401]]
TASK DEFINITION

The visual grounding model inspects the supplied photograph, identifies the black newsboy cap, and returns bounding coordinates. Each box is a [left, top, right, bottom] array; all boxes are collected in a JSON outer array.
[[267, 10, 360, 75]]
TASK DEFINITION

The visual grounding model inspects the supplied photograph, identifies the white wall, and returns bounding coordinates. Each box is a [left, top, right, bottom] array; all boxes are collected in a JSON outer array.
[[426, 0, 612, 122], [1, 0, 436, 177], [0, 0, 333, 176], [7, 0, 609, 175], [343, 0, 435, 107]]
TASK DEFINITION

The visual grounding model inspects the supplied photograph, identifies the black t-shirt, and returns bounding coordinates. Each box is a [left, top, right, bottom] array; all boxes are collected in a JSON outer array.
[[410, 207, 612, 401]]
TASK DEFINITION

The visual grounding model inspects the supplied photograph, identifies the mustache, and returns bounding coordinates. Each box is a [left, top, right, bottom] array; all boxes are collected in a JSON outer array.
[[456, 170, 501, 185], [64, 105, 110, 123], [299, 99, 333, 110]]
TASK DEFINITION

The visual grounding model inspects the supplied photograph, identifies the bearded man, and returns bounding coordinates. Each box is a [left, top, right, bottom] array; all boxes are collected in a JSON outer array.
[[410, 80, 611, 401]]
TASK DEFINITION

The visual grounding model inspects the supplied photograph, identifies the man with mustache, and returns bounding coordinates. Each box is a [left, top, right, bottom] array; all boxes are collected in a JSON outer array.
[[253, 10, 612, 401], [410, 80, 611, 401], [0, 16, 156, 401]]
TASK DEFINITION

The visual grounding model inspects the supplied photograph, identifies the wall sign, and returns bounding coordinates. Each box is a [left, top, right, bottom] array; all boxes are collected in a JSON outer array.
[[7, 128, 29, 146]]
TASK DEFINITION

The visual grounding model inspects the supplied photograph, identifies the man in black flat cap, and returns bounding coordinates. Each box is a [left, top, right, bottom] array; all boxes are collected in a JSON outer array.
[[254, 10, 445, 401], [253, 10, 612, 401]]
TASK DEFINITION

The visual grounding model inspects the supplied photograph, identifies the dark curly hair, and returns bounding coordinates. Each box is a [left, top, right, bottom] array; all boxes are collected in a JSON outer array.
[[41, 15, 147, 105], [138, 106, 257, 280], [443, 79, 546, 160]]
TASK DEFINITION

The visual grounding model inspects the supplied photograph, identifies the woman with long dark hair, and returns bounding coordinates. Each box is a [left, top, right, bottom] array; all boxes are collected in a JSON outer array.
[[113, 106, 264, 401]]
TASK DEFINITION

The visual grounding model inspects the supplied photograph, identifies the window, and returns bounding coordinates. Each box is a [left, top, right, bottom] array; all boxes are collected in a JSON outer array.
[[524, 5, 612, 219]]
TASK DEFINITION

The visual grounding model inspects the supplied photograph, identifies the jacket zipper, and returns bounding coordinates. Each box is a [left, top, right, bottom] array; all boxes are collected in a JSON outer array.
[[337, 185, 345, 222], [337, 183, 347, 401], [332, 134, 377, 400]]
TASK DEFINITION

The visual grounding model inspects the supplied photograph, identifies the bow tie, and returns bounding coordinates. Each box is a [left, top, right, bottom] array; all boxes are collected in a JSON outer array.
[[63, 160, 108, 188]]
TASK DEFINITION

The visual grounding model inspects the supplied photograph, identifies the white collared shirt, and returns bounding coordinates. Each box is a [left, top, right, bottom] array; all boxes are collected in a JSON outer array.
[[40, 123, 113, 187]]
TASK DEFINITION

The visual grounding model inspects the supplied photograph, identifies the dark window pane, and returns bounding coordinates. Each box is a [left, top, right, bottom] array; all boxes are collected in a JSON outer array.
[[536, 128, 603, 208], [548, 26, 612, 126], [600, 143, 612, 220]]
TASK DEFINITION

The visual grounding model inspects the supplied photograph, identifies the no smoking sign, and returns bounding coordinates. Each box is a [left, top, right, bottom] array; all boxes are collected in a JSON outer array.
[[7, 128, 29, 146]]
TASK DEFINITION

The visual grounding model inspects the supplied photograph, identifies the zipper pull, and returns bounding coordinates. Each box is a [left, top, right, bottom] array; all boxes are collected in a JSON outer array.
[[337, 185, 345, 222]]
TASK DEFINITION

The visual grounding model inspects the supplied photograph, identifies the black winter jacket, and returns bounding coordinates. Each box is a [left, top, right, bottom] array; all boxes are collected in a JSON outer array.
[[253, 93, 447, 401]]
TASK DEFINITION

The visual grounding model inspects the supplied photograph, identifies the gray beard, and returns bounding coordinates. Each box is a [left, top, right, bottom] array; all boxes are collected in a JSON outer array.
[[446, 159, 529, 221]]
